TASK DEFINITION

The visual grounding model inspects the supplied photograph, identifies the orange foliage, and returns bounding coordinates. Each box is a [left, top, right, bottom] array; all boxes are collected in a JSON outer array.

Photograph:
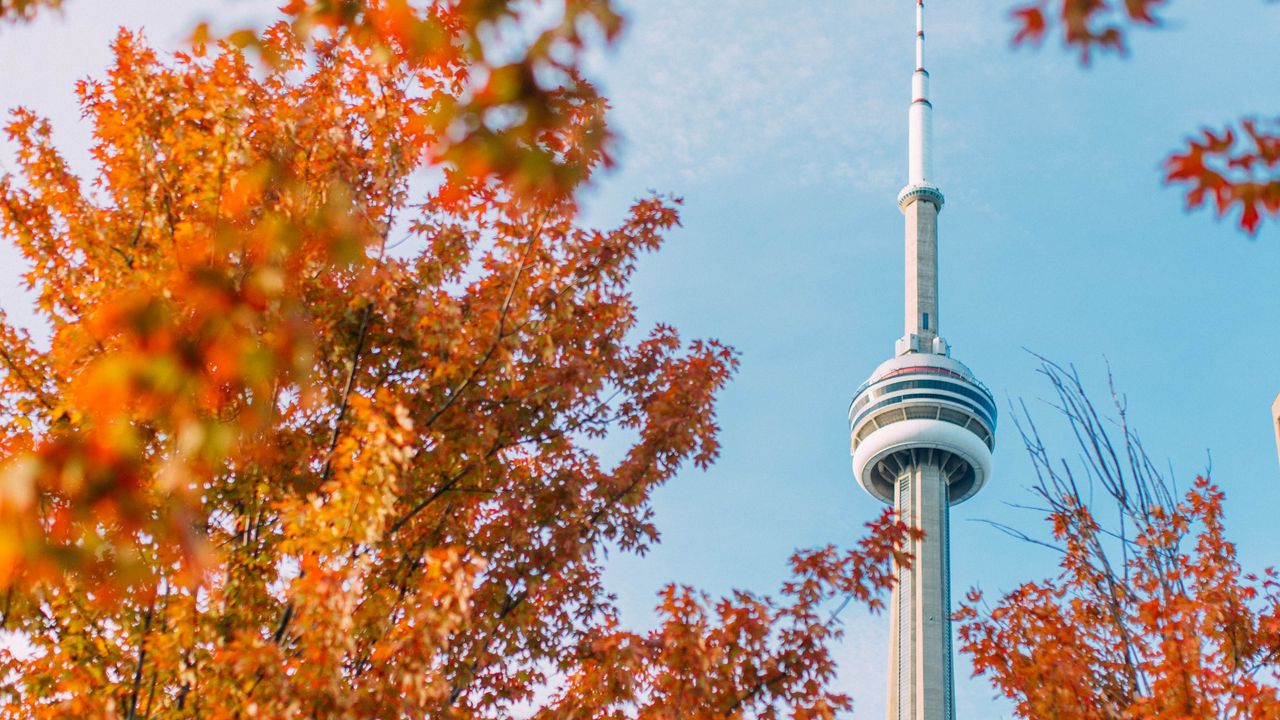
[[1008, 0, 1164, 61], [535, 516, 921, 720], [956, 360, 1280, 718], [0, 0, 60, 23], [0, 4, 911, 716], [1166, 119, 1280, 236]]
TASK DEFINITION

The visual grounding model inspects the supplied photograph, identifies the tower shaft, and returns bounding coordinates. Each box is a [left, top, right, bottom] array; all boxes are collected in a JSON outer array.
[[885, 460, 954, 720], [904, 199, 940, 350]]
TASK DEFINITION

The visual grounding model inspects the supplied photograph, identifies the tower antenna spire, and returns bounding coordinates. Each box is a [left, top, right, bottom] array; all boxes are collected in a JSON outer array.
[[909, 0, 932, 185], [916, 0, 926, 70], [901, 0, 942, 198]]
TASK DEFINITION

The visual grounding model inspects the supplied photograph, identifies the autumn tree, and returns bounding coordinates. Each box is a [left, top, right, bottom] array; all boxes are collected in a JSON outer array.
[[1008, 0, 1280, 235], [0, 0, 59, 23], [0, 3, 914, 717], [956, 358, 1280, 718]]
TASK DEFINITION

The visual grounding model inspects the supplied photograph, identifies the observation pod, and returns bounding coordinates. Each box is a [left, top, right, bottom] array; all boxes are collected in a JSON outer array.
[[849, 353, 995, 507]]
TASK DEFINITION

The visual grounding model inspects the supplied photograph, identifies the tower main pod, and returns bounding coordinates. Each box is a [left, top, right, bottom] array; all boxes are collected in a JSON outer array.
[[848, 3, 996, 719]]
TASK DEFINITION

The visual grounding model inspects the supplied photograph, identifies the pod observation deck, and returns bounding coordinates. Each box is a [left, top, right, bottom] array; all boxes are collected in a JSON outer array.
[[849, 353, 996, 506]]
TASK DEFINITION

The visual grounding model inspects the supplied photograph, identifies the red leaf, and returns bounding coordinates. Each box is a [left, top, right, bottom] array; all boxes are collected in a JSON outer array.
[[1011, 5, 1048, 45]]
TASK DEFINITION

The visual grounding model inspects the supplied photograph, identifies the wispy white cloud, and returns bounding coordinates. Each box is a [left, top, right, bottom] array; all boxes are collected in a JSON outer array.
[[831, 604, 890, 717], [591, 0, 911, 192]]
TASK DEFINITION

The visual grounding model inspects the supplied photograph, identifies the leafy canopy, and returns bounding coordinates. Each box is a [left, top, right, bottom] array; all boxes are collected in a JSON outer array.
[[957, 360, 1280, 718], [0, 2, 914, 717]]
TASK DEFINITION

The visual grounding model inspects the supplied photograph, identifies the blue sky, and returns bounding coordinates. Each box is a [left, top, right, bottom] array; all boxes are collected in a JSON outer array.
[[2, 1, 1279, 716]]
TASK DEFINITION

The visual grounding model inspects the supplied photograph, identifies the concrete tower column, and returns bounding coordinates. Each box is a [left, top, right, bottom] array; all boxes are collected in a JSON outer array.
[[849, 3, 995, 720], [887, 460, 954, 720], [904, 198, 940, 350]]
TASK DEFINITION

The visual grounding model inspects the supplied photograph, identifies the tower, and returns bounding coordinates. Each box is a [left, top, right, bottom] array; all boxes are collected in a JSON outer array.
[[848, 3, 996, 719]]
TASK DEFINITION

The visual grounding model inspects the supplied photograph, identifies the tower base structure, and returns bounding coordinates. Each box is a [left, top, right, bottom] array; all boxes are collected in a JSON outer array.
[[885, 461, 954, 720]]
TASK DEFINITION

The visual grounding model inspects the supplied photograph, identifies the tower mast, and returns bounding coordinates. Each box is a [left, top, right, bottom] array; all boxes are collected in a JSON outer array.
[[908, 0, 933, 187], [848, 4, 996, 719], [897, 0, 946, 358]]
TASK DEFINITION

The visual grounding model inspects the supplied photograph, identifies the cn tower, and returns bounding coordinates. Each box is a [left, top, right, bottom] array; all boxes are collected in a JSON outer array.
[[848, 3, 996, 719]]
